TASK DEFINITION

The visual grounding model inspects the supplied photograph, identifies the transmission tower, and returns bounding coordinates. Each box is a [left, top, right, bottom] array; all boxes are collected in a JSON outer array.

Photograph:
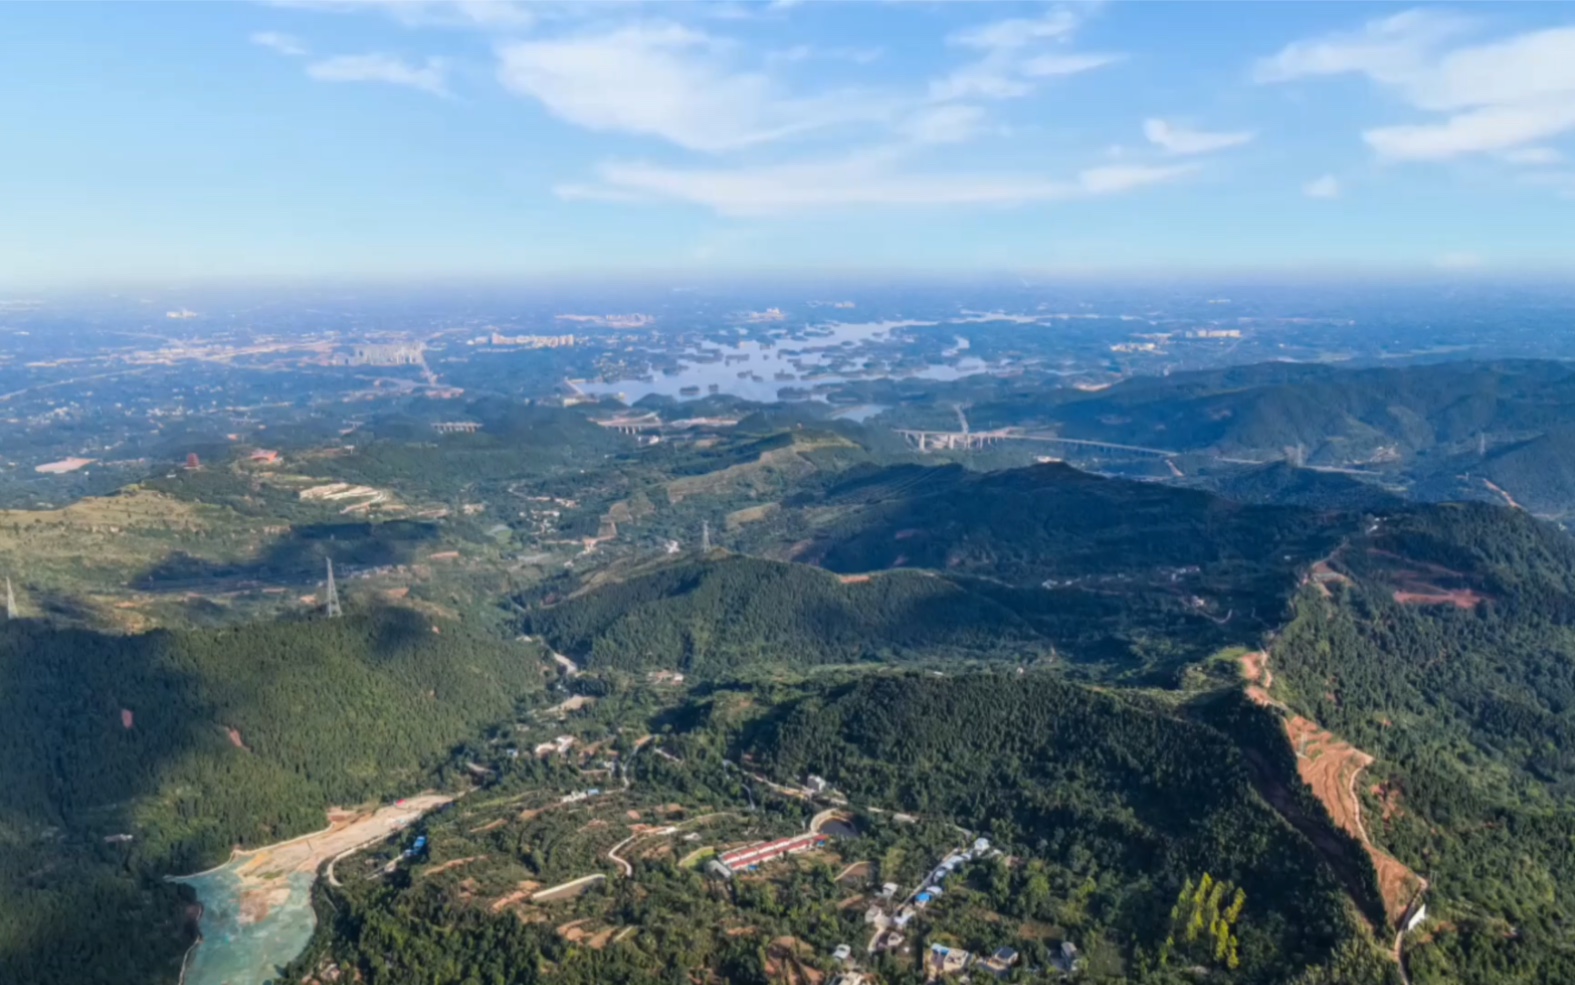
[[1479, 432, 1487, 457], [700, 520, 711, 553], [324, 558, 342, 618], [4, 577, 14, 621]]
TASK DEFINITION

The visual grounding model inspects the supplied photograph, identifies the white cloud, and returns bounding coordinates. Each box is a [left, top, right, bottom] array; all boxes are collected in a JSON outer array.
[[1258, 11, 1575, 162], [497, 23, 893, 152], [949, 9, 1082, 51], [899, 104, 989, 145], [1077, 163, 1197, 195], [930, 62, 1032, 102], [556, 151, 1191, 217], [1364, 101, 1575, 161], [1303, 174, 1342, 199], [1253, 10, 1473, 91], [1143, 119, 1254, 155], [252, 31, 308, 57], [931, 7, 1120, 102], [269, 0, 534, 30], [1501, 146, 1564, 166], [1021, 52, 1125, 77], [306, 53, 450, 95], [767, 44, 883, 67]]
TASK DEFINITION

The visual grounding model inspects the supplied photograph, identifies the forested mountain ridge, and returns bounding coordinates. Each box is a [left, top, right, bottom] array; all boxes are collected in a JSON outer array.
[[521, 554, 1055, 675], [1258, 503, 1575, 984], [522, 453, 1347, 676], [899, 359, 1575, 517], [1196, 462, 1406, 512], [971, 360, 1575, 460], [795, 462, 1350, 586], [0, 608, 546, 985]]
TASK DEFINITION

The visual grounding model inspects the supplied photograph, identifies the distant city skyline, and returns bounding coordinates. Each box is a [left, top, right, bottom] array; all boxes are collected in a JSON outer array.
[[4, 1, 1575, 287]]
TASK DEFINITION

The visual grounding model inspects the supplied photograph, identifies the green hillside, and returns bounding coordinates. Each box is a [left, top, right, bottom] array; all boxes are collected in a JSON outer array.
[[1202, 462, 1405, 511], [1478, 428, 1575, 517], [521, 554, 1053, 675], [804, 463, 1345, 580], [744, 672, 1391, 983], [281, 667, 1397, 985], [1010, 360, 1575, 460], [1268, 504, 1575, 984], [779, 463, 1351, 657], [0, 609, 545, 985]]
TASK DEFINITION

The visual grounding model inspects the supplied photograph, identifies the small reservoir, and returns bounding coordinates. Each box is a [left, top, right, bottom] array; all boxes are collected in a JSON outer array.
[[174, 865, 318, 985]]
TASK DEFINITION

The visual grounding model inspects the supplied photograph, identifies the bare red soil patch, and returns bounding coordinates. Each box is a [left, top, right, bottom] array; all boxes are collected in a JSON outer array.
[[1239, 651, 1276, 707], [1285, 716, 1421, 924], [1393, 588, 1483, 609], [1240, 651, 1273, 688], [420, 855, 486, 879], [489, 881, 543, 912]]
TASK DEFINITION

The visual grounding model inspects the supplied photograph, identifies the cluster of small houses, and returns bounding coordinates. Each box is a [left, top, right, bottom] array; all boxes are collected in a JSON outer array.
[[871, 839, 999, 939], [917, 941, 1082, 980], [842, 838, 1083, 980]]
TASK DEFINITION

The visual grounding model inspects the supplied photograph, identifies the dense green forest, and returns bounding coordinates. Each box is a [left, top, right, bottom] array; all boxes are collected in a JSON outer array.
[[742, 462, 1357, 667], [1197, 462, 1405, 512], [1267, 504, 1575, 984], [800, 463, 1347, 584], [0, 608, 545, 985], [964, 359, 1575, 461], [522, 548, 1256, 682], [521, 555, 1054, 674]]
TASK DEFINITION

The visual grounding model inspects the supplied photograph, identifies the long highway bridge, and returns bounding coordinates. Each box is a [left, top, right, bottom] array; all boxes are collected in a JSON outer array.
[[894, 427, 1180, 459]]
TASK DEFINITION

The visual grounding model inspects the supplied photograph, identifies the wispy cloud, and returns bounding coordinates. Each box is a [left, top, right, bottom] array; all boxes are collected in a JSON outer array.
[[1365, 103, 1575, 163], [1077, 163, 1197, 195], [269, 0, 534, 30], [1303, 174, 1342, 199], [1257, 11, 1575, 162], [252, 31, 308, 57], [496, 23, 894, 152], [557, 151, 1191, 217], [306, 53, 450, 95], [1143, 119, 1254, 156], [898, 104, 989, 145], [766, 44, 883, 67], [930, 7, 1121, 102], [1501, 146, 1564, 166], [949, 9, 1082, 52], [1021, 52, 1124, 78]]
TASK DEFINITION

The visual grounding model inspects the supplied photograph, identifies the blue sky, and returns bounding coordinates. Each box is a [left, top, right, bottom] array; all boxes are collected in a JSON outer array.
[[4, 1, 1575, 287]]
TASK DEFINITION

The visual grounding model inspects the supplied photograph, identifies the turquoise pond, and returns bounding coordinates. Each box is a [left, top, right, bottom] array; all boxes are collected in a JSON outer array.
[[174, 865, 318, 985]]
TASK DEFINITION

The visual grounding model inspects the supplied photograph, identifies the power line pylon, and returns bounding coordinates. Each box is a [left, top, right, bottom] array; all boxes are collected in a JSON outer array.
[[324, 558, 342, 618], [4, 577, 14, 621], [701, 520, 711, 553]]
